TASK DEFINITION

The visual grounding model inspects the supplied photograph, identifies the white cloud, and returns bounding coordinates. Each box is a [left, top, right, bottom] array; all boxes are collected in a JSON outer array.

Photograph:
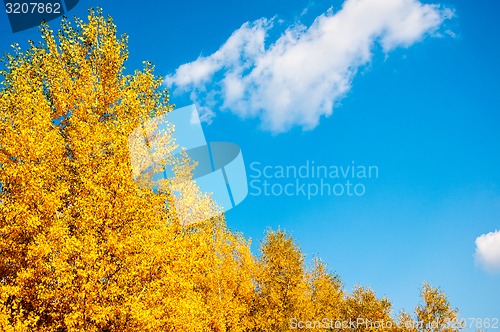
[[165, 0, 454, 133], [475, 230, 500, 273]]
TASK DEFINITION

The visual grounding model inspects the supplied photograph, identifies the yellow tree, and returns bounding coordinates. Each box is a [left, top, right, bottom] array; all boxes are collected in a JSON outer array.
[[304, 259, 344, 330], [0, 9, 251, 331], [252, 229, 309, 332], [415, 283, 460, 332], [187, 218, 256, 332], [397, 310, 419, 332], [394, 284, 460, 332], [343, 286, 395, 332]]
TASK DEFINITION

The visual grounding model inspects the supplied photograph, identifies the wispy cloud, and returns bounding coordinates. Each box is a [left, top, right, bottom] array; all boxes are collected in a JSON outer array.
[[165, 0, 454, 133], [475, 230, 500, 273]]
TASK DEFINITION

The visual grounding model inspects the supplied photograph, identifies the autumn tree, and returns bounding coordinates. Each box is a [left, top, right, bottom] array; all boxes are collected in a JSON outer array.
[[415, 283, 460, 332], [304, 259, 344, 330], [394, 283, 461, 332], [343, 286, 395, 332], [397, 310, 419, 332], [0, 9, 250, 331], [251, 230, 310, 331]]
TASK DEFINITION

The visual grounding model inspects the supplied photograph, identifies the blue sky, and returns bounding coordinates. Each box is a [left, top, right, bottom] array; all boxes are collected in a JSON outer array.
[[1, 0, 499, 323]]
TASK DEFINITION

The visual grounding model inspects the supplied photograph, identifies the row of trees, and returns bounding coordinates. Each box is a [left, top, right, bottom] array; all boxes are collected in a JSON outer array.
[[0, 10, 460, 331]]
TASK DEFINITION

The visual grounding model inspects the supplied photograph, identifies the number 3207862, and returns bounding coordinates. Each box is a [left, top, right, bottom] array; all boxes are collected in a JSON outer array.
[[5, 2, 61, 14]]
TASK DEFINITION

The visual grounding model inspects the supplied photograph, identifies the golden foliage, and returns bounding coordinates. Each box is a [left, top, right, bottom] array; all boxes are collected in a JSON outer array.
[[0, 9, 461, 331], [414, 283, 460, 332]]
